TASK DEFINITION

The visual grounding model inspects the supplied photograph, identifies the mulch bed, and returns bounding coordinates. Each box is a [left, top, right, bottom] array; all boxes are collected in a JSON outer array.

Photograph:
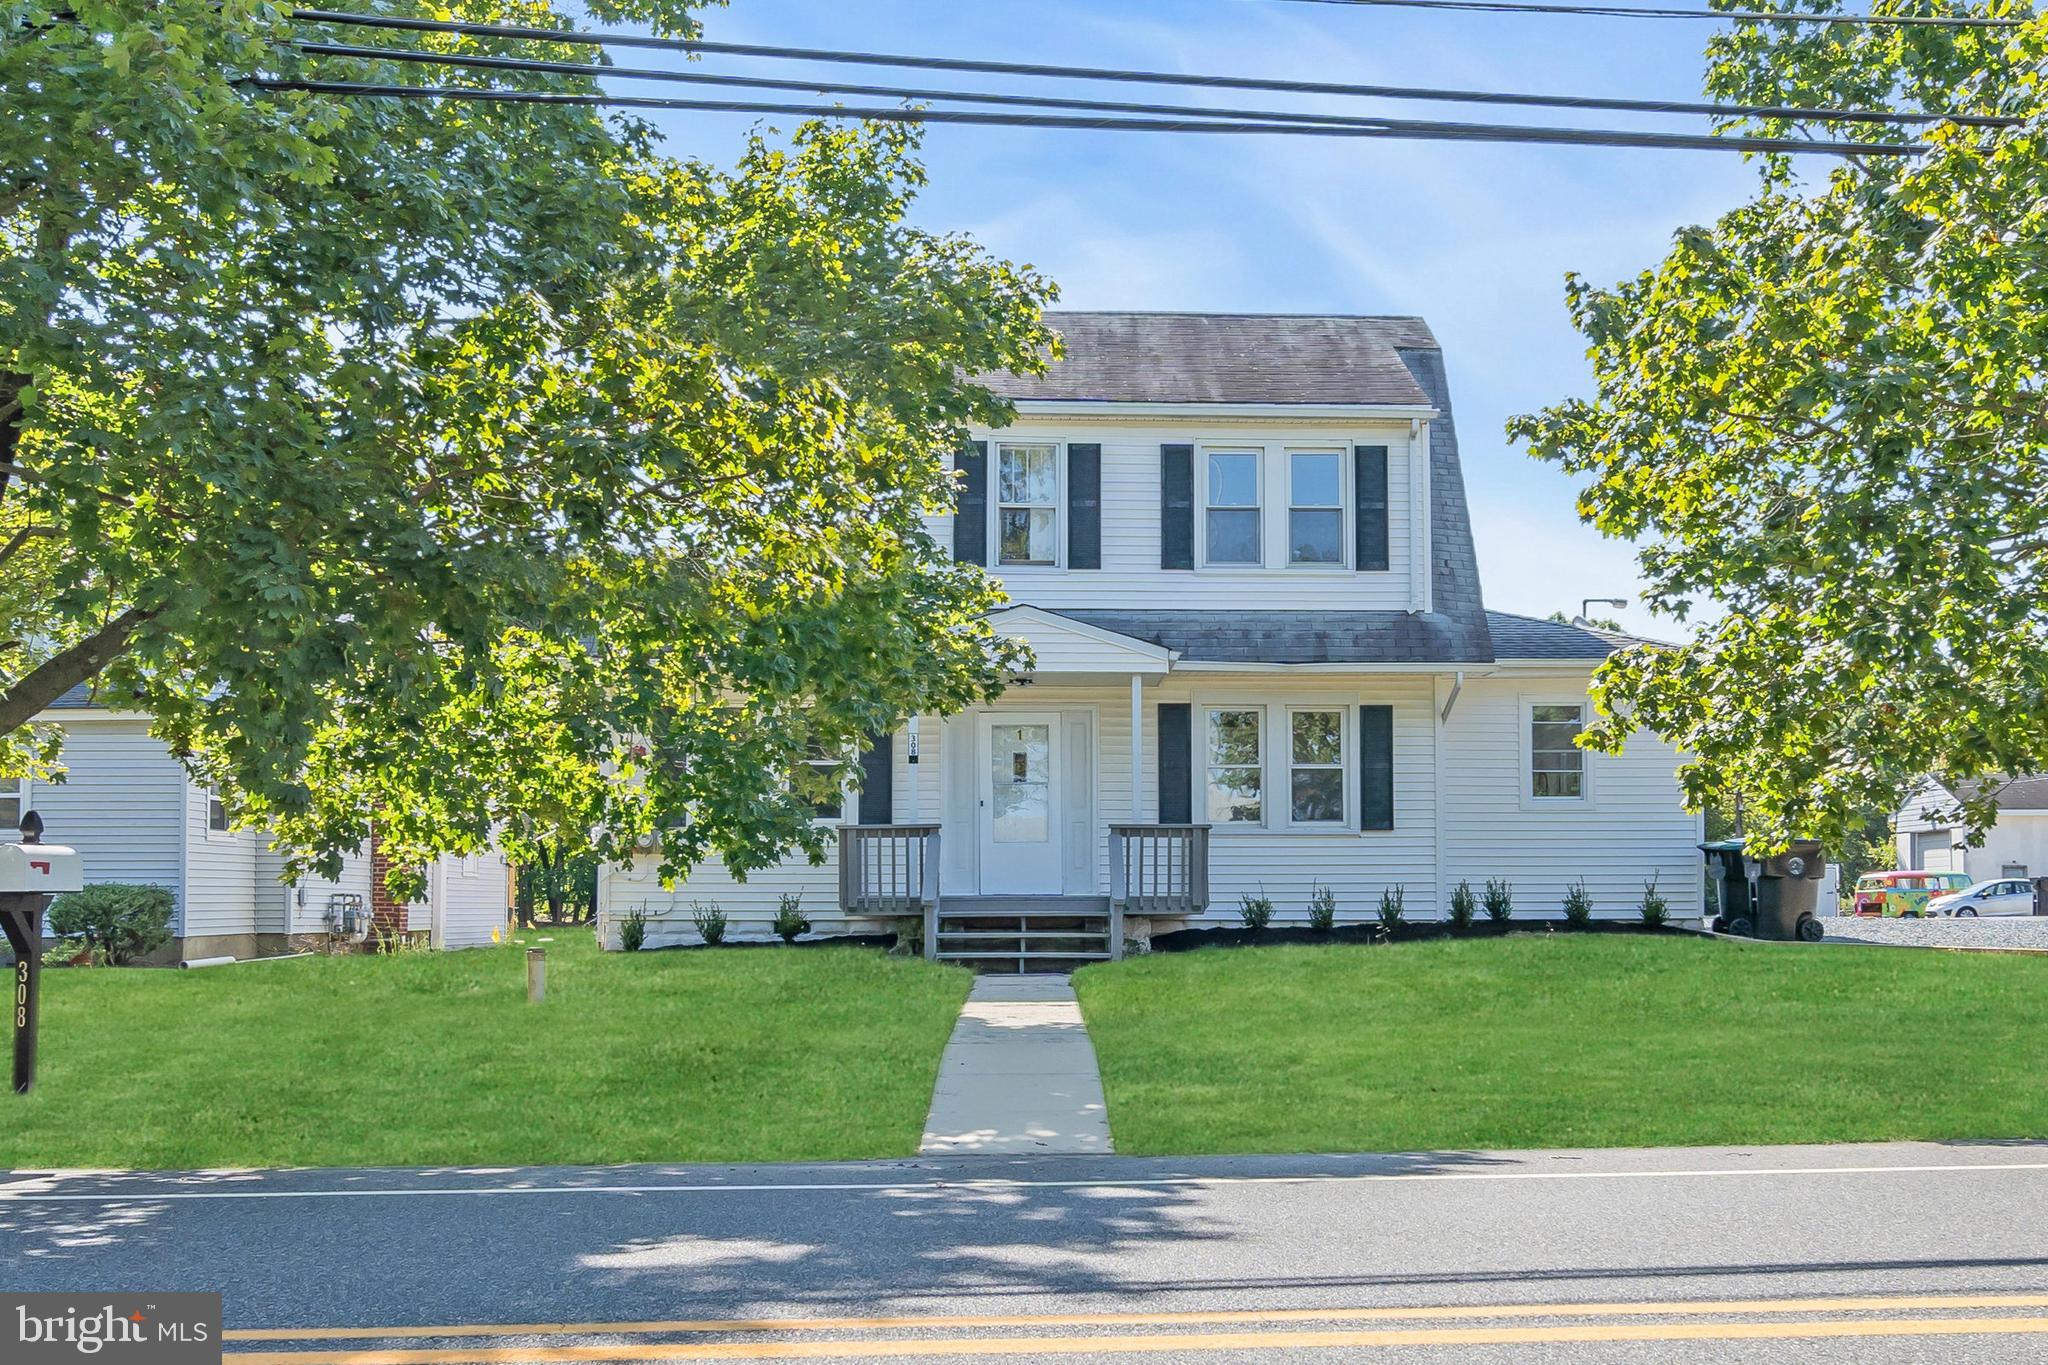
[[1149, 920, 1685, 952]]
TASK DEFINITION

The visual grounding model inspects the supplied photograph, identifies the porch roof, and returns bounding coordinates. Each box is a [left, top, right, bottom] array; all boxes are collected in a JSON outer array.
[[1042, 609, 1493, 666]]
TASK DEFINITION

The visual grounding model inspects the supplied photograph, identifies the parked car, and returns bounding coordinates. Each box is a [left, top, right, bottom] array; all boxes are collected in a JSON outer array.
[[1849, 870, 1973, 917], [1930, 878, 2038, 917]]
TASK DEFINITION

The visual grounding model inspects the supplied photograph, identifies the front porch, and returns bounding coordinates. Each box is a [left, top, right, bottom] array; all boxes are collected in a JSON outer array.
[[838, 822, 1210, 970]]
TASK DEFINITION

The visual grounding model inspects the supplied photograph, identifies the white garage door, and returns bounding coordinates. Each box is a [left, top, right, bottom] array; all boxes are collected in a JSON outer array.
[[1912, 830, 1958, 873]]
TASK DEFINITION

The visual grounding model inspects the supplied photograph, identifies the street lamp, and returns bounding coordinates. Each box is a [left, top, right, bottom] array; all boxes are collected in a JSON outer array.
[[1577, 596, 1629, 626]]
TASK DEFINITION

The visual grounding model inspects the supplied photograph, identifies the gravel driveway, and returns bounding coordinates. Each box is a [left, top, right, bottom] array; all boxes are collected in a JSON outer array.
[[1823, 915, 2048, 951]]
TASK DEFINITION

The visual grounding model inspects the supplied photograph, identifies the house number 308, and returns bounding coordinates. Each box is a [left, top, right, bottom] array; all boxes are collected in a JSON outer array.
[[13, 962, 25, 1027]]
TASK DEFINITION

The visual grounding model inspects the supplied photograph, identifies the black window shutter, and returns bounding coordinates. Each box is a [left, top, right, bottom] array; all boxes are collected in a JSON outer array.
[[1157, 703, 1192, 823], [1067, 443, 1102, 569], [857, 733, 894, 825], [1359, 705, 1394, 831], [1355, 444, 1390, 573], [1160, 444, 1194, 570], [954, 441, 988, 565]]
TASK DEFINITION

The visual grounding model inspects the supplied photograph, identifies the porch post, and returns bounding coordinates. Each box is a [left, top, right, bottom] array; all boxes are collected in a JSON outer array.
[[1129, 674, 1144, 821]]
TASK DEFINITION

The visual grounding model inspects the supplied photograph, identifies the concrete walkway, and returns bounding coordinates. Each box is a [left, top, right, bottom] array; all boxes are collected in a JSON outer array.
[[918, 974, 1113, 1155]]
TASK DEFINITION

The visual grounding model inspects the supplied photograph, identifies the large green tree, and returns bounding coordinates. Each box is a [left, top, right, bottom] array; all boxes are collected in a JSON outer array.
[[3, 0, 1053, 890], [1510, 3, 2045, 851]]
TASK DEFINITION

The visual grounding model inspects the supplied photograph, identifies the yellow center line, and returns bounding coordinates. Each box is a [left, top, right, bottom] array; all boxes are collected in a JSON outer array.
[[221, 1315, 2048, 1363], [222, 1293, 2048, 1345]]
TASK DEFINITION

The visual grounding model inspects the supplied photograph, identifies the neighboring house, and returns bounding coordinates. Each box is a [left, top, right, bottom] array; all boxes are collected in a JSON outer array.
[[17, 687, 512, 962], [596, 312, 1702, 966], [1895, 776, 2048, 882]]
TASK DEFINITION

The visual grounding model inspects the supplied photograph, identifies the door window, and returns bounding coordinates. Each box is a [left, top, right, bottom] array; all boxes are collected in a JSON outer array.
[[989, 723, 1051, 843]]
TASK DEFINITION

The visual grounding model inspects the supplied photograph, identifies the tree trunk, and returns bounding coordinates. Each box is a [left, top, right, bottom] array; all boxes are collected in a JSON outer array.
[[0, 605, 157, 736]]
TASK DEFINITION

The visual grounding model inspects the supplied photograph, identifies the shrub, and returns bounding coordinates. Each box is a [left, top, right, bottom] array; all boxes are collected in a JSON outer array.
[[1638, 877, 1669, 929], [1482, 877, 1513, 924], [1448, 880, 1476, 931], [48, 883, 174, 965], [1376, 884, 1406, 933], [772, 892, 811, 944], [1562, 879, 1594, 928], [691, 900, 727, 945], [619, 908, 648, 953], [1306, 883, 1337, 932], [1237, 890, 1274, 934]]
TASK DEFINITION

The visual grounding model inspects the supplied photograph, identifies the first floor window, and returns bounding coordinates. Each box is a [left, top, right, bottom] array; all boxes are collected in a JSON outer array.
[[1287, 451, 1344, 565], [997, 442, 1059, 566], [206, 786, 230, 832], [1289, 709, 1345, 823], [801, 745, 844, 821], [1530, 704, 1585, 799], [0, 775, 22, 830], [1205, 707, 1264, 824], [1204, 451, 1261, 565]]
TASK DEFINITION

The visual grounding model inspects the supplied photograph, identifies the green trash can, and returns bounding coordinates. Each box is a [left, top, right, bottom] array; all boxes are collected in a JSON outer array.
[[1703, 839, 1827, 942]]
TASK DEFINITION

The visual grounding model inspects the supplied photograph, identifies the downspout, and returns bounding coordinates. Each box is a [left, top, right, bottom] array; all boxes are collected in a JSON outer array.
[[1439, 670, 1465, 723]]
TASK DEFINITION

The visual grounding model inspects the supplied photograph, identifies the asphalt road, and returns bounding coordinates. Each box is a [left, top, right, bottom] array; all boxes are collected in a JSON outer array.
[[5, 1141, 2048, 1362]]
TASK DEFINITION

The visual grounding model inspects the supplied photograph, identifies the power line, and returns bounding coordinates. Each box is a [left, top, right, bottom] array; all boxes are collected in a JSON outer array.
[[287, 11, 2000, 129], [244, 78, 1925, 154], [1250, 0, 2026, 24], [292, 40, 2000, 130]]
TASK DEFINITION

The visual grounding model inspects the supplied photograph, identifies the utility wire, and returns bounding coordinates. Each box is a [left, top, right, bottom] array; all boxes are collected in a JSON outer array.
[[293, 40, 2001, 130], [287, 11, 2003, 128], [245, 78, 1924, 154], [1249, 0, 2026, 24]]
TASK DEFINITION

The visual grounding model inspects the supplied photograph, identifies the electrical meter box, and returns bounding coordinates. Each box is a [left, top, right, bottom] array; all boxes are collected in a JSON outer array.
[[0, 844, 82, 895]]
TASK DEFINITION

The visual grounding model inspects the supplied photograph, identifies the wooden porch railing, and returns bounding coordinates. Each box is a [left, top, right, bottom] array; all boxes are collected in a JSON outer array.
[[1108, 823, 1211, 918], [836, 824, 941, 916]]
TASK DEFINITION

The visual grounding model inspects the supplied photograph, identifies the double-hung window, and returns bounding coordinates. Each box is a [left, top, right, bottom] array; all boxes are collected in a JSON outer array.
[[1288, 708, 1346, 824], [1204, 452, 1261, 566], [1204, 707, 1264, 824], [1530, 704, 1586, 800], [1287, 451, 1345, 566], [801, 744, 845, 822], [996, 442, 1059, 567], [0, 775, 23, 830], [205, 785, 230, 833]]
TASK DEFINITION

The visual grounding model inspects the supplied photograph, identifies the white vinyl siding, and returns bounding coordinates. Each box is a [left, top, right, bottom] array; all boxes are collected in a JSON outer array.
[[435, 849, 511, 948], [16, 718, 185, 924], [1445, 676, 1699, 919], [932, 418, 1420, 611]]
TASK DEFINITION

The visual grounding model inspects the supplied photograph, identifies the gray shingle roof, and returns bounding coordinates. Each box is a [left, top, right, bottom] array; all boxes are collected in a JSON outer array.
[[1052, 610, 1490, 665], [48, 683, 97, 709], [1948, 776, 2048, 812], [1485, 612, 1656, 660], [980, 312, 1439, 407]]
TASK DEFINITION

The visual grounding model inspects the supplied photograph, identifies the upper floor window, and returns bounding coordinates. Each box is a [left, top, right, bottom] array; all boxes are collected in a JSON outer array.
[[997, 442, 1059, 567], [1530, 704, 1586, 800], [205, 785, 230, 833], [1287, 451, 1344, 565], [1204, 451, 1260, 566], [1204, 707, 1264, 824]]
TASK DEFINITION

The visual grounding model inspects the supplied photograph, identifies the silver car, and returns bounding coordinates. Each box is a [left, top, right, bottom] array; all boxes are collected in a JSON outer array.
[[1930, 878, 2037, 917]]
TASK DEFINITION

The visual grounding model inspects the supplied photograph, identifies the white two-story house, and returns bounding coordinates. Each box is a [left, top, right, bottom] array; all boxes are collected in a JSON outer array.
[[597, 312, 1701, 967]]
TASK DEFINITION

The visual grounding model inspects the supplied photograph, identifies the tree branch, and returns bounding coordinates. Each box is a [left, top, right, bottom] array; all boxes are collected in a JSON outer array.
[[0, 605, 158, 736]]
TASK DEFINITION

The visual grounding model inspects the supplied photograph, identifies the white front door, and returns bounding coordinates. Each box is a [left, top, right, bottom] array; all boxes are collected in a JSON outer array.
[[977, 712, 1063, 894]]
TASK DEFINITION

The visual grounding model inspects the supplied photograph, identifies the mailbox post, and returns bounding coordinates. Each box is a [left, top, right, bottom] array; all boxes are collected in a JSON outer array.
[[0, 812, 83, 1095]]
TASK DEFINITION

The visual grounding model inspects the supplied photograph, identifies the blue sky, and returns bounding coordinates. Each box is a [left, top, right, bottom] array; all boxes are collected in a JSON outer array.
[[637, 0, 1775, 636]]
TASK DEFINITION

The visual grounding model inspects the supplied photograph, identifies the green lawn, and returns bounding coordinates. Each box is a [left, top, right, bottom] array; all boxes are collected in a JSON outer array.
[[1074, 935, 2048, 1154], [2, 935, 971, 1169]]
